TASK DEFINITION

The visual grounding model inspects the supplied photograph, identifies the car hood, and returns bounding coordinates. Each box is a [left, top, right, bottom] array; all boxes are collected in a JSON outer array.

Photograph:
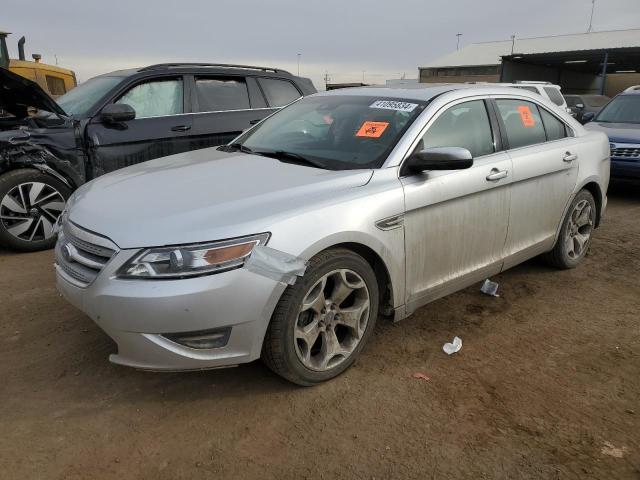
[[0, 67, 67, 118], [584, 121, 640, 144], [68, 148, 374, 248]]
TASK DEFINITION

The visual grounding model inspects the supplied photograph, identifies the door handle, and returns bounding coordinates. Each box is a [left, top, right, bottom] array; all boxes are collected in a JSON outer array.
[[171, 125, 191, 132], [486, 168, 509, 182], [563, 152, 578, 162]]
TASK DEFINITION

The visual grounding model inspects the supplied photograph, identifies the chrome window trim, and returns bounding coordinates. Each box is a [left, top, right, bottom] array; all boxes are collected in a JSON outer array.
[[128, 106, 280, 120]]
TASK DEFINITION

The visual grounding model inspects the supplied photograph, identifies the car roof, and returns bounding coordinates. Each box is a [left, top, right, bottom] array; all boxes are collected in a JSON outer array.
[[314, 84, 544, 102], [92, 63, 295, 80]]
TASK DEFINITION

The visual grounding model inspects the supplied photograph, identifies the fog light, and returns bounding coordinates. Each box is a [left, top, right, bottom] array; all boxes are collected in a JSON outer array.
[[163, 327, 231, 349]]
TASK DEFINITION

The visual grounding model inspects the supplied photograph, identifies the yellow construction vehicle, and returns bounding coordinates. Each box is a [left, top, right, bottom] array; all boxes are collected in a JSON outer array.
[[0, 32, 76, 98]]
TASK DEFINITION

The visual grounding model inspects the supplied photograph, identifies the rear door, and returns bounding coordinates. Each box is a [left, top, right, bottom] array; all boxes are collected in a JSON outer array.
[[188, 75, 273, 150], [494, 98, 580, 268], [86, 76, 193, 176]]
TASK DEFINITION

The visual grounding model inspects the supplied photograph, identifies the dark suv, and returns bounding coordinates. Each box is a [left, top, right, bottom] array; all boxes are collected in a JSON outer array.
[[0, 63, 316, 251]]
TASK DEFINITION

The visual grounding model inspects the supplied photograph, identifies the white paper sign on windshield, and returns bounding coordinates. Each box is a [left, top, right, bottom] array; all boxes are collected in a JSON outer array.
[[370, 100, 418, 112]]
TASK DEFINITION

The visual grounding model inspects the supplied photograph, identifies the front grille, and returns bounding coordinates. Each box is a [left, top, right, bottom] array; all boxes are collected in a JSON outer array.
[[611, 147, 640, 159], [55, 222, 117, 287]]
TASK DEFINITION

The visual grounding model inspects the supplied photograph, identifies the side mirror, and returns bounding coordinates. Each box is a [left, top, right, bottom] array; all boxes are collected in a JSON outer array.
[[575, 103, 585, 109], [100, 103, 136, 124], [403, 147, 473, 174], [581, 112, 595, 124]]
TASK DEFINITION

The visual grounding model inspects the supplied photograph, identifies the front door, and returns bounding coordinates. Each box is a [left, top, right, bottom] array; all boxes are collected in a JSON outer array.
[[86, 76, 193, 177], [493, 98, 580, 268], [401, 99, 512, 313]]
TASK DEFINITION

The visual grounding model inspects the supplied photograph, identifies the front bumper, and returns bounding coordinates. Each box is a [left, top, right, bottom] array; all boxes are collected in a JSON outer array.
[[611, 157, 640, 180], [55, 245, 287, 371]]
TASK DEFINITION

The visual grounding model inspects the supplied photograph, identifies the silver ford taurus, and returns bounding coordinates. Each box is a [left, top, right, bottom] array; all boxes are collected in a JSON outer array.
[[55, 85, 610, 385]]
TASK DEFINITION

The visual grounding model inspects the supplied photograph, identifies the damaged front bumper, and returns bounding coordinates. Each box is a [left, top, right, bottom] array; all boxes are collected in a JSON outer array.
[[55, 244, 297, 371]]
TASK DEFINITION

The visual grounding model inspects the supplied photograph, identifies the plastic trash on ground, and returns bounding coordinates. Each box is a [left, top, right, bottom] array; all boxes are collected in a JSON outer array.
[[443, 336, 462, 355], [480, 279, 500, 297]]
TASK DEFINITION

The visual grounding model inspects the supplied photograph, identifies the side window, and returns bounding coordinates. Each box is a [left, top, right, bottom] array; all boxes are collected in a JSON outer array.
[[258, 78, 301, 107], [45, 75, 66, 96], [496, 99, 546, 149], [543, 87, 565, 106], [117, 79, 183, 118], [539, 107, 567, 141], [565, 96, 576, 107], [195, 77, 250, 112], [419, 100, 494, 158]]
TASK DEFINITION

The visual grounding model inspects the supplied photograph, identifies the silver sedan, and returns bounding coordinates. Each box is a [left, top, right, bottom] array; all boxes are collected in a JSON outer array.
[[55, 85, 610, 385]]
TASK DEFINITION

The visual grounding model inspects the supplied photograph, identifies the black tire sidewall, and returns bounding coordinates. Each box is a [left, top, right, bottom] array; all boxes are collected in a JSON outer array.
[[275, 251, 379, 385], [0, 169, 71, 252]]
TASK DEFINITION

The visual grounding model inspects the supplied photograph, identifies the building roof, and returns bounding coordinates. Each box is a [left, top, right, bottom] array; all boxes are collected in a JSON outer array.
[[421, 28, 640, 68]]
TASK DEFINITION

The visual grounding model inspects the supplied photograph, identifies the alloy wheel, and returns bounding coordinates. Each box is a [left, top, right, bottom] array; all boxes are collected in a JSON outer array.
[[565, 199, 594, 259], [294, 269, 371, 371], [0, 182, 65, 242]]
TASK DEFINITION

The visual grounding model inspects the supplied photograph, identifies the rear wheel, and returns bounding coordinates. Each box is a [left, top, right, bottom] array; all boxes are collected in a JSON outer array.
[[262, 248, 379, 386], [543, 189, 596, 269], [0, 169, 70, 252]]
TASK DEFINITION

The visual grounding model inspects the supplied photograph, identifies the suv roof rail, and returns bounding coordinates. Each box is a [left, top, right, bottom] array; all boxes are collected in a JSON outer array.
[[514, 80, 553, 85], [138, 63, 291, 74]]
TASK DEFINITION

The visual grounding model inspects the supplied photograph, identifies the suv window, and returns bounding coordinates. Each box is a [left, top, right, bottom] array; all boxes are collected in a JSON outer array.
[[195, 77, 250, 112], [543, 87, 565, 106], [117, 79, 183, 118], [496, 99, 546, 149], [258, 78, 301, 107], [419, 100, 494, 158]]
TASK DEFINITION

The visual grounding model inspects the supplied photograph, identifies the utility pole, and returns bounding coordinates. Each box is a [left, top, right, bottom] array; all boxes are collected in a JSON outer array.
[[362, 70, 366, 83], [588, 0, 596, 32], [456, 33, 462, 51], [297, 53, 301, 76], [324, 70, 330, 89], [510, 35, 516, 54]]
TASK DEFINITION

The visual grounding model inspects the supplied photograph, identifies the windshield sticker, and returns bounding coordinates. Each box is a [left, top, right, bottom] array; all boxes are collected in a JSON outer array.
[[370, 100, 418, 112], [517, 105, 536, 128], [356, 121, 389, 138]]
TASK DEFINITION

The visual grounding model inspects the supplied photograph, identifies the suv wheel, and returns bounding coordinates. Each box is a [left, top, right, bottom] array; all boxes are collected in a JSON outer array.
[[0, 169, 70, 252], [543, 189, 596, 269], [262, 248, 379, 386]]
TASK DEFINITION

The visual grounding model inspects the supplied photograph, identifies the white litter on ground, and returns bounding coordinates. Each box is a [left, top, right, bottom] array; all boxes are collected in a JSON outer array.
[[480, 279, 500, 297], [443, 336, 462, 355]]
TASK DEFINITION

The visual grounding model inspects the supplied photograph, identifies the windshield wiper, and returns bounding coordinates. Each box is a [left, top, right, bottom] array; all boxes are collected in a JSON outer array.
[[217, 142, 253, 153], [254, 150, 327, 169]]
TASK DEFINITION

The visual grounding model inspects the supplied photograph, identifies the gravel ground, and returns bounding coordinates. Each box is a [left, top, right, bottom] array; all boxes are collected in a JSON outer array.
[[1, 183, 638, 480]]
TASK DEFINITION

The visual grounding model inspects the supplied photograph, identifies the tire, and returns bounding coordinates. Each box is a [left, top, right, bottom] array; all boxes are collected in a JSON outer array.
[[262, 248, 379, 386], [542, 189, 596, 269], [0, 169, 71, 252]]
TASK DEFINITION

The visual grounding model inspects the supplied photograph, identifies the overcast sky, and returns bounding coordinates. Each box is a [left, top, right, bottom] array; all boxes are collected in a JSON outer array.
[[4, 0, 640, 89]]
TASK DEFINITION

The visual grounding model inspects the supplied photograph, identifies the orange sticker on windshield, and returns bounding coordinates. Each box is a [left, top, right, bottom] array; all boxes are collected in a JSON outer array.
[[517, 106, 536, 128], [356, 121, 389, 138]]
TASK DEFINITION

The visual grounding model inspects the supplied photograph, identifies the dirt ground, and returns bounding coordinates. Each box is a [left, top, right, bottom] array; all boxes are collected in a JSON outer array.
[[1, 184, 638, 480]]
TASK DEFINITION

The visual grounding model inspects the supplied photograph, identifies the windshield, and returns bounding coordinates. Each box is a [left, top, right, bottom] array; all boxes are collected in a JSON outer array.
[[595, 95, 640, 124], [57, 76, 123, 116], [235, 95, 426, 170]]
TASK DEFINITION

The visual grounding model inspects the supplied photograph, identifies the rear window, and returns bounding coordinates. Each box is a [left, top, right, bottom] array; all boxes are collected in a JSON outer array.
[[195, 77, 250, 112], [543, 87, 565, 106], [258, 78, 301, 107], [496, 99, 547, 149]]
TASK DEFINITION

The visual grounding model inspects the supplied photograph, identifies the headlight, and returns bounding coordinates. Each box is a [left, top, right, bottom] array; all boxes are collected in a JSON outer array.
[[117, 233, 270, 279]]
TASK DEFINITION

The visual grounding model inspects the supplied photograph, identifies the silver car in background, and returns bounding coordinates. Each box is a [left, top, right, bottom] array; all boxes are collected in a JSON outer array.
[[55, 85, 610, 385]]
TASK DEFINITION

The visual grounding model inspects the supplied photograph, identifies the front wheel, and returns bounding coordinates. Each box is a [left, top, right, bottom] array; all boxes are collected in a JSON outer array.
[[543, 189, 596, 269], [0, 169, 70, 252], [262, 248, 379, 386]]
